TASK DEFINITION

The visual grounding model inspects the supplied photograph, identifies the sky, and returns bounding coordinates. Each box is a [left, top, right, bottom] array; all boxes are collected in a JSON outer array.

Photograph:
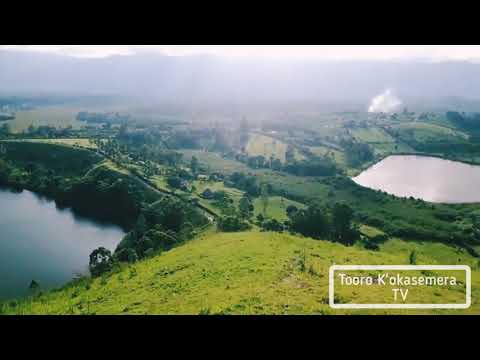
[[3, 45, 480, 62]]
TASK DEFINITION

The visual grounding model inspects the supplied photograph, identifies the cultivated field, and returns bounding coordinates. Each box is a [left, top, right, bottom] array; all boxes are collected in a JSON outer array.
[[7, 107, 85, 133], [246, 134, 289, 162]]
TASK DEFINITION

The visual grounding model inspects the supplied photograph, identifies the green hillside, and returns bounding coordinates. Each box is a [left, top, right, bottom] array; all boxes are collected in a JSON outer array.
[[3, 230, 478, 315]]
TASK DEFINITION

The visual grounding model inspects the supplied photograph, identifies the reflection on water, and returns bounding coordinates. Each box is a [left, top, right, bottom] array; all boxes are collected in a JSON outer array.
[[0, 188, 125, 300], [353, 155, 480, 203]]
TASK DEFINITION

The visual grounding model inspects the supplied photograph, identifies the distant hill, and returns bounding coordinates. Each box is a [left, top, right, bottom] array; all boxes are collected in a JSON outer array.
[[2, 50, 480, 107]]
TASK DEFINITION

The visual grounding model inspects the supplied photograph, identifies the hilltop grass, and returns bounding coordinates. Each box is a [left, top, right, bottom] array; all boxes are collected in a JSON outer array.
[[2, 230, 478, 315]]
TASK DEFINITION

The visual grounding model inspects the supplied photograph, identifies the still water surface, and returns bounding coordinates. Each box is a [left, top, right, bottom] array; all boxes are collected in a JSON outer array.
[[0, 188, 124, 300], [353, 155, 480, 203]]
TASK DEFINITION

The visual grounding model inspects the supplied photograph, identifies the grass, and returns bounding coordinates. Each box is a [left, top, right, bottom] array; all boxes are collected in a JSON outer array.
[[359, 225, 385, 238], [394, 122, 469, 142], [308, 146, 346, 167], [2, 230, 478, 315], [7, 107, 85, 133], [193, 180, 244, 204], [181, 150, 251, 174], [351, 127, 395, 143], [19, 138, 97, 149], [253, 196, 306, 221], [246, 134, 289, 162]]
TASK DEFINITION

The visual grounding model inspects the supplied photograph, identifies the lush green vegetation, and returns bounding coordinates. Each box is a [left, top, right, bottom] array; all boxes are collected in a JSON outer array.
[[3, 101, 480, 315], [2, 230, 478, 315], [0, 141, 208, 262]]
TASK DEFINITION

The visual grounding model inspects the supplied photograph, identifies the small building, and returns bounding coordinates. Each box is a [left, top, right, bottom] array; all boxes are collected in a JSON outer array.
[[201, 188, 215, 200]]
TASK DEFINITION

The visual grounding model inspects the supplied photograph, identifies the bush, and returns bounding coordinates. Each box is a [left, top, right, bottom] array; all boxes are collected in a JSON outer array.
[[115, 248, 138, 263], [364, 241, 380, 251], [89, 247, 114, 277], [261, 218, 284, 232], [218, 216, 251, 232], [369, 234, 389, 244]]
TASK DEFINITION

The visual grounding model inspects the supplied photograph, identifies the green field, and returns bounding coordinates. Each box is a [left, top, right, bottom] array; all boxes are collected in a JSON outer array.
[[193, 180, 244, 203], [253, 196, 305, 221], [351, 127, 395, 143], [21, 138, 98, 149], [246, 134, 289, 162], [393, 122, 469, 142], [7, 107, 85, 133], [3, 229, 478, 315], [308, 146, 346, 167], [181, 150, 251, 174]]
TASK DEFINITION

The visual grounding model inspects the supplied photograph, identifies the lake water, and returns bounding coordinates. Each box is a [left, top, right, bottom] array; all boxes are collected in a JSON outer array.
[[353, 155, 480, 204], [0, 188, 125, 300]]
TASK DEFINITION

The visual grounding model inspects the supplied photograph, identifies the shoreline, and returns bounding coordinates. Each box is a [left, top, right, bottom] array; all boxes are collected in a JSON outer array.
[[351, 151, 480, 178], [351, 152, 480, 206]]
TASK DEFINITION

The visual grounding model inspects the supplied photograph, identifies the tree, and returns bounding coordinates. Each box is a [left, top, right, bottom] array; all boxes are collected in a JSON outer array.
[[290, 204, 330, 239], [260, 183, 269, 216], [135, 214, 147, 237], [167, 176, 182, 189], [332, 202, 358, 246], [118, 123, 128, 138], [218, 216, 251, 232], [239, 195, 253, 219], [89, 247, 113, 277], [261, 218, 284, 232], [0, 123, 10, 137], [190, 156, 199, 174], [285, 145, 295, 163], [28, 280, 40, 296], [271, 158, 282, 171], [286, 205, 299, 218]]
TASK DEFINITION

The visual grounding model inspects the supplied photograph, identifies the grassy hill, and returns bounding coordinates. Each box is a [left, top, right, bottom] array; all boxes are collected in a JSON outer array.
[[3, 230, 478, 315]]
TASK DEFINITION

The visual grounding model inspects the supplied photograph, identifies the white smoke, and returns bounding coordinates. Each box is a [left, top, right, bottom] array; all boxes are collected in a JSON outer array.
[[368, 89, 402, 113]]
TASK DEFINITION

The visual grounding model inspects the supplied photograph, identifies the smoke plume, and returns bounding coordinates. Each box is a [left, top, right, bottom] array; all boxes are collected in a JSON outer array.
[[368, 89, 402, 113]]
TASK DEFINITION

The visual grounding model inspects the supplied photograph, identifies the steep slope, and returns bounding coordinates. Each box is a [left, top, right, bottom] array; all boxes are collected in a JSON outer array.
[[3, 230, 479, 315]]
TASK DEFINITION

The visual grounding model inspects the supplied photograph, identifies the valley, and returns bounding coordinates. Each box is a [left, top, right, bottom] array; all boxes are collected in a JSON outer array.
[[2, 99, 480, 315]]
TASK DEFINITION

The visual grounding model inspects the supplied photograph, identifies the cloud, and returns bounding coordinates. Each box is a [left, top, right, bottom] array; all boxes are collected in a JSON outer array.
[[0, 45, 136, 58], [3, 45, 480, 62], [368, 89, 403, 113]]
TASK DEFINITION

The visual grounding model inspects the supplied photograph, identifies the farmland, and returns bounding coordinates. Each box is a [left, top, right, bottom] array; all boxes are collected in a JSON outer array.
[[245, 134, 289, 162], [7, 107, 85, 133], [2, 100, 480, 316]]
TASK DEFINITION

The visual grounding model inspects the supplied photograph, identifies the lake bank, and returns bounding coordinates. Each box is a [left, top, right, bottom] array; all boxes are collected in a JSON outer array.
[[0, 188, 125, 300], [353, 154, 480, 204]]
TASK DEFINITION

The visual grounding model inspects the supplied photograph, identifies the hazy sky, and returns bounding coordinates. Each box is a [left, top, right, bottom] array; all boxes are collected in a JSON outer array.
[[3, 45, 480, 62]]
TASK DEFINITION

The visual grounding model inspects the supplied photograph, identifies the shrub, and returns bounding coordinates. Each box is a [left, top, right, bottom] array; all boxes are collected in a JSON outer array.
[[261, 218, 284, 232], [409, 251, 417, 265], [364, 241, 380, 251], [89, 247, 114, 277], [370, 234, 389, 244], [218, 216, 251, 232]]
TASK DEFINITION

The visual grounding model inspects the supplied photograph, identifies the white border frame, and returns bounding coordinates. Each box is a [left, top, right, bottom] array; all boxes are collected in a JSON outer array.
[[329, 265, 471, 309]]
